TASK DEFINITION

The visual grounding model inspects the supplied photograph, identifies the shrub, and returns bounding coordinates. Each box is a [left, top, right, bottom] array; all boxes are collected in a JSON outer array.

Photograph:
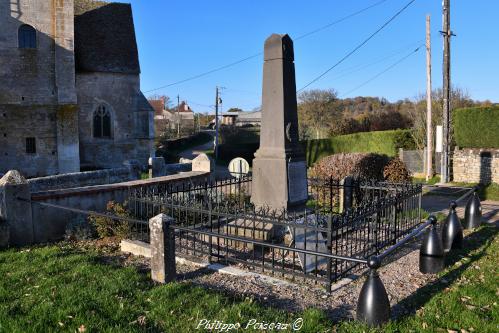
[[453, 106, 499, 148], [310, 153, 390, 181], [88, 201, 132, 239], [311, 153, 412, 183], [392, 129, 416, 150], [383, 157, 412, 182]]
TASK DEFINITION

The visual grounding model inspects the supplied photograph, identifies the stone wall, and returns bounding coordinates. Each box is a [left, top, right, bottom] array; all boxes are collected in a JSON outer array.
[[0, 170, 209, 246], [28, 162, 140, 192], [452, 148, 499, 184]]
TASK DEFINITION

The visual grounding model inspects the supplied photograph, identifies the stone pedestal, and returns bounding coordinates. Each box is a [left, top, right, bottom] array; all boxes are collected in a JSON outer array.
[[192, 153, 212, 173], [251, 34, 307, 211], [0, 170, 34, 246]]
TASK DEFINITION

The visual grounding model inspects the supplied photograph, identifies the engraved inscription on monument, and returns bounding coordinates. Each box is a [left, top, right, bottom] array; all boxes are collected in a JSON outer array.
[[288, 161, 308, 203]]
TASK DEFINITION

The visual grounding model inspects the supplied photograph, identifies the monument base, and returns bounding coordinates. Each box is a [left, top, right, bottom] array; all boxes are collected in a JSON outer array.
[[251, 155, 308, 211]]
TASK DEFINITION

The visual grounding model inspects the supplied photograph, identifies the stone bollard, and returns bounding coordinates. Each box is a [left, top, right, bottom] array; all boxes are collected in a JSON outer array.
[[148, 157, 166, 178], [464, 190, 482, 229], [0, 170, 34, 246], [419, 215, 445, 274], [356, 256, 390, 326], [441, 201, 463, 252], [149, 214, 176, 283]]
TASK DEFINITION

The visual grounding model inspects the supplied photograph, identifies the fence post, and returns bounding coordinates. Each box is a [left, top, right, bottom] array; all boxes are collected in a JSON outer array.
[[326, 214, 332, 292], [0, 170, 34, 246], [339, 176, 353, 213], [149, 213, 176, 283], [356, 256, 390, 326]]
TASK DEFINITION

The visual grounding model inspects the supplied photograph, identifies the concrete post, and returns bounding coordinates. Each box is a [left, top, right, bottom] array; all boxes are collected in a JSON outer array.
[[0, 170, 34, 246], [149, 213, 176, 283], [339, 176, 354, 213], [148, 157, 166, 178]]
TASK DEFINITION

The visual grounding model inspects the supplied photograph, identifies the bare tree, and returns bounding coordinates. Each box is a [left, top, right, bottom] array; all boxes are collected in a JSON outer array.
[[298, 89, 339, 139]]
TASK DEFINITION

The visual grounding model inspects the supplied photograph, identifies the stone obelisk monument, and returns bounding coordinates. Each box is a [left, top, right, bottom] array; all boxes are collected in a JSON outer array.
[[251, 34, 308, 211]]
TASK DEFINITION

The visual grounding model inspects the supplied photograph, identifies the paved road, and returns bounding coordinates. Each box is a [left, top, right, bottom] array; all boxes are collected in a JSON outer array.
[[421, 186, 499, 223], [178, 130, 216, 160], [178, 130, 231, 178]]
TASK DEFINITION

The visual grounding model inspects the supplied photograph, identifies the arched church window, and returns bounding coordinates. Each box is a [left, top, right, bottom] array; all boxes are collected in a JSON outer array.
[[93, 105, 112, 138], [18, 24, 36, 48]]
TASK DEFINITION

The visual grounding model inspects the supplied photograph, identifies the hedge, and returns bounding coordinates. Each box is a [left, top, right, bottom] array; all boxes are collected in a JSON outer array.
[[305, 129, 413, 166], [453, 106, 499, 148]]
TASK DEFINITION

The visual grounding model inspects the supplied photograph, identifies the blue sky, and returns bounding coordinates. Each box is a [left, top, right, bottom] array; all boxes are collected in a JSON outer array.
[[125, 0, 499, 113]]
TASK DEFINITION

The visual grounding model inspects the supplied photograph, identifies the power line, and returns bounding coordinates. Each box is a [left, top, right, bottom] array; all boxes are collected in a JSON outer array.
[[339, 45, 423, 97], [191, 40, 423, 107], [144, 0, 391, 93], [324, 39, 424, 82], [144, 54, 261, 93], [295, 0, 389, 41], [297, 0, 417, 93]]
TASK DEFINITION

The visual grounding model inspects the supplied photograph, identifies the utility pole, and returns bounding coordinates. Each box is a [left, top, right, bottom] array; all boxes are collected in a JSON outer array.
[[176, 94, 180, 138], [214, 86, 219, 160], [441, 0, 452, 183], [425, 15, 433, 181]]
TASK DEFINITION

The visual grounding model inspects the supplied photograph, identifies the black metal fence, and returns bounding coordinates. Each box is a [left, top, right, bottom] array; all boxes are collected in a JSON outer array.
[[126, 175, 422, 290]]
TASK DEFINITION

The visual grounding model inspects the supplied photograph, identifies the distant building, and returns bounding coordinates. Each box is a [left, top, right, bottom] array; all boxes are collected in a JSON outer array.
[[150, 99, 195, 136], [221, 111, 261, 127], [0, 0, 154, 177]]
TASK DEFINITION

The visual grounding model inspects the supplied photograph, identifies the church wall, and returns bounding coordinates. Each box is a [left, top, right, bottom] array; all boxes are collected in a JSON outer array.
[[0, 105, 59, 177], [76, 72, 152, 169], [0, 0, 79, 177], [0, 0, 58, 105]]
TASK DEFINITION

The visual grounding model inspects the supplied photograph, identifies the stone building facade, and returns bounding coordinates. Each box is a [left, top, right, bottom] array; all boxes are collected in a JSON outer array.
[[452, 148, 499, 184], [0, 0, 154, 177]]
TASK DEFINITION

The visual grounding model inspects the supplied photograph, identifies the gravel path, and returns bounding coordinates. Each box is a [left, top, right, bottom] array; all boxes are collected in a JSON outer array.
[[102, 191, 498, 321]]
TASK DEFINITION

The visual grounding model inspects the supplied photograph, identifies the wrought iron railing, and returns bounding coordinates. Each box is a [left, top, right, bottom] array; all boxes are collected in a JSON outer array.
[[126, 175, 422, 290]]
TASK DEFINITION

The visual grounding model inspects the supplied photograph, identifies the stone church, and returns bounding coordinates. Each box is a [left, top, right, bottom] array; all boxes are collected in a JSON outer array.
[[0, 0, 154, 177]]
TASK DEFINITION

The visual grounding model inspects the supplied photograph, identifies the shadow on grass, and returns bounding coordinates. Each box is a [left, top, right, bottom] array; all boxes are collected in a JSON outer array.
[[391, 223, 498, 319]]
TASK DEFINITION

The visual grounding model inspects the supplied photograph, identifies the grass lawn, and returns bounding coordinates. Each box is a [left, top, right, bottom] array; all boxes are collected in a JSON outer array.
[[0, 224, 497, 332], [479, 183, 499, 201], [413, 175, 441, 186]]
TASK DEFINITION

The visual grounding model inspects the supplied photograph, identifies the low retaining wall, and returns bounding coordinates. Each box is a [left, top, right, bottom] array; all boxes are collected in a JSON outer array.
[[28, 162, 141, 192], [0, 170, 210, 246], [453, 148, 499, 184]]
